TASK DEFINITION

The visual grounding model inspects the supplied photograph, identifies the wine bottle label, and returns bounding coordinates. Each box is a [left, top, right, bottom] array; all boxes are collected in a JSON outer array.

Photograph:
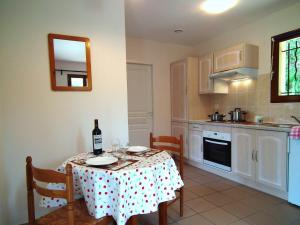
[[93, 135, 102, 150]]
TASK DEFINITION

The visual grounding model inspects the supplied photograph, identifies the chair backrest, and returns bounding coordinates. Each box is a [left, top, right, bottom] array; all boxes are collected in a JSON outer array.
[[150, 133, 184, 178], [26, 156, 74, 225]]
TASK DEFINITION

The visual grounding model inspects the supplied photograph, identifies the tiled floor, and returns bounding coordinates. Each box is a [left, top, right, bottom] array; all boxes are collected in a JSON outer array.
[[138, 164, 300, 225]]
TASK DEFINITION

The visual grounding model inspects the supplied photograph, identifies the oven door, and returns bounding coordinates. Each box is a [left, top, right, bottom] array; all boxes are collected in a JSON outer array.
[[203, 137, 231, 171]]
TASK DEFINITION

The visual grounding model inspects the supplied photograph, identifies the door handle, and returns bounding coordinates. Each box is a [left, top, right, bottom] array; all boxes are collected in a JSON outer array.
[[205, 139, 228, 146]]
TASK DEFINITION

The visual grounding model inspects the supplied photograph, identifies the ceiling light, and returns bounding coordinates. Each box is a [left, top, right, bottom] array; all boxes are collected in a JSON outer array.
[[200, 0, 238, 14]]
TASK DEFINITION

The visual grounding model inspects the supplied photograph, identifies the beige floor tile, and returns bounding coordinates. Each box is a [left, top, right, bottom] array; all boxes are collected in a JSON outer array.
[[168, 204, 197, 222], [241, 196, 280, 210], [182, 189, 199, 201], [203, 192, 236, 207], [177, 214, 214, 225], [182, 179, 199, 188], [262, 202, 300, 225], [222, 187, 257, 200], [201, 208, 239, 225], [244, 212, 285, 225], [222, 202, 258, 218], [191, 175, 219, 184], [184, 197, 216, 213], [289, 218, 300, 225], [187, 185, 216, 197], [205, 180, 238, 191], [229, 220, 251, 225]]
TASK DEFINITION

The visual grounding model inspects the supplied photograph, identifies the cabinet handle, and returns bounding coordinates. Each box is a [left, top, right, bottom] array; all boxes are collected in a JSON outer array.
[[252, 150, 254, 161], [255, 151, 258, 162]]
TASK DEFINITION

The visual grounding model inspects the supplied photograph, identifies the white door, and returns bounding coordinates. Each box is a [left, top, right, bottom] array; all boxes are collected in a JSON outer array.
[[170, 61, 188, 122], [127, 63, 153, 147], [188, 129, 203, 163], [171, 122, 188, 158], [256, 131, 287, 191], [232, 128, 256, 181]]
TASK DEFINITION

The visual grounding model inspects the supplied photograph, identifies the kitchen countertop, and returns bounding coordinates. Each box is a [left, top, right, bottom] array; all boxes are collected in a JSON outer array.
[[189, 120, 298, 132]]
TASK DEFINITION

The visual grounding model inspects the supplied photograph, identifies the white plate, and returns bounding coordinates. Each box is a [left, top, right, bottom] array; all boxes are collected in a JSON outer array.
[[85, 156, 118, 166], [127, 146, 149, 153]]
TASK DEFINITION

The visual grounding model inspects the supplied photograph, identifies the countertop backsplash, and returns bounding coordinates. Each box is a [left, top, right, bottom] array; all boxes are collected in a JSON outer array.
[[212, 73, 300, 124]]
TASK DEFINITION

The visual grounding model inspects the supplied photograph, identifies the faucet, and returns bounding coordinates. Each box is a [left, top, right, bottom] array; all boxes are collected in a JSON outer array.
[[291, 116, 300, 124]]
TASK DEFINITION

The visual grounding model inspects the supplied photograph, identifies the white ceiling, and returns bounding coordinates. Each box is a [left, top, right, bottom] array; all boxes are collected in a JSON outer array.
[[125, 0, 299, 45], [54, 39, 86, 62]]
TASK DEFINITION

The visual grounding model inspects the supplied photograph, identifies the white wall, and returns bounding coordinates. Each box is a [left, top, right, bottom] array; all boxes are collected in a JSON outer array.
[[0, 0, 127, 224], [195, 2, 300, 75], [126, 38, 195, 135]]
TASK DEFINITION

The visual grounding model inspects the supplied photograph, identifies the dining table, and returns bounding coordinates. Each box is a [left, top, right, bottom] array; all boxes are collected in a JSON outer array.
[[40, 148, 184, 225]]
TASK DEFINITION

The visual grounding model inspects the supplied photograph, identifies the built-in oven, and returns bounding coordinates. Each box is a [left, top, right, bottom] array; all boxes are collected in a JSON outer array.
[[203, 130, 232, 172]]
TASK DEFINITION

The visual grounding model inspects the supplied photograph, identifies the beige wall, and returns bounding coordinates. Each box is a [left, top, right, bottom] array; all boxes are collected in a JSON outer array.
[[126, 38, 196, 135], [196, 2, 300, 123], [0, 0, 127, 224]]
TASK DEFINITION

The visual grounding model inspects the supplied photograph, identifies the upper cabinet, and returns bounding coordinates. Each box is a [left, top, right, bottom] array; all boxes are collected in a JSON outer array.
[[213, 43, 259, 73], [199, 54, 228, 94]]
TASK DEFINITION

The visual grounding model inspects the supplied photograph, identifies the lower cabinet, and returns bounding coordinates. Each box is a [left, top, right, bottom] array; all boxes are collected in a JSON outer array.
[[171, 122, 189, 158], [232, 128, 287, 191], [256, 130, 287, 191], [232, 128, 256, 181], [188, 128, 203, 163]]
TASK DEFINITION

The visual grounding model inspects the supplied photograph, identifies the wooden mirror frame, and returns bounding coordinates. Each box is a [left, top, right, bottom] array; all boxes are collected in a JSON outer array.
[[48, 33, 92, 91]]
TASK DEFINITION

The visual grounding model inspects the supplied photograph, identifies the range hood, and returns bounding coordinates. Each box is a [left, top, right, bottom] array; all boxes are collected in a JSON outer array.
[[209, 68, 258, 81]]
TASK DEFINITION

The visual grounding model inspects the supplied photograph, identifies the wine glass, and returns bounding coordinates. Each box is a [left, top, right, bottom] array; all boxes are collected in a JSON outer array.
[[111, 138, 120, 153]]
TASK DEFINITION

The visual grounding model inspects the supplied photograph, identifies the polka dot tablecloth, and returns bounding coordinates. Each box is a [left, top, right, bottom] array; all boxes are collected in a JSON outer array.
[[40, 151, 184, 225]]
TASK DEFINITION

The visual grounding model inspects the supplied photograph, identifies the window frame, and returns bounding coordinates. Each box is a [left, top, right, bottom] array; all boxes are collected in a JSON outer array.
[[271, 28, 300, 103]]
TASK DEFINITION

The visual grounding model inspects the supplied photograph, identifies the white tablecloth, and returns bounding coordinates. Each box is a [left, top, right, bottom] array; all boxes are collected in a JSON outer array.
[[40, 151, 184, 225]]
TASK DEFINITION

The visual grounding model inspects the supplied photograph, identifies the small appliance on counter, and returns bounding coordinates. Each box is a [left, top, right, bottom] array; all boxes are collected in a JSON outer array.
[[208, 112, 226, 122], [288, 126, 300, 206], [228, 108, 247, 122]]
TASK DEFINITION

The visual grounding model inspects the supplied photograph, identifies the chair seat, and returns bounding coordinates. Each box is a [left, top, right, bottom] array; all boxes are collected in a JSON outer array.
[[37, 199, 112, 225]]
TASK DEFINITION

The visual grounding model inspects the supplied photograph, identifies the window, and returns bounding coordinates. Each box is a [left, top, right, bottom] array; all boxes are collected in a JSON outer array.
[[67, 74, 87, 87], [271, 28, 300, 103]]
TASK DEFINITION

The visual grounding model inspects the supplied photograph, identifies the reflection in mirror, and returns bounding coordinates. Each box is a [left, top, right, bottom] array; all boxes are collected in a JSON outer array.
[[48, 34, 92, 91]]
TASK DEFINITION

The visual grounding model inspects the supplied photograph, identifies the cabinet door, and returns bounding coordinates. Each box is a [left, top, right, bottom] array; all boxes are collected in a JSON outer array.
[[232, 128, 256, 180], [171, 122, 188, 158], [256, 131, 287, 191], [199, 54, 214, 94], [170, 61, 187, 122], [188, 130, 203, 163], [213, 44, 244, 73]]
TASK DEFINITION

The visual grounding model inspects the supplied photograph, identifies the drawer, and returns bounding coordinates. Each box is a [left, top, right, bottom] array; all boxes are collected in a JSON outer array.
[[189, 123, 203, 131]]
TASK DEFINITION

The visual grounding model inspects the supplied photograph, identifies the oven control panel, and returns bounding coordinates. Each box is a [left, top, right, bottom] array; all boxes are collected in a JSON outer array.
[[203, 130, 231, 141]]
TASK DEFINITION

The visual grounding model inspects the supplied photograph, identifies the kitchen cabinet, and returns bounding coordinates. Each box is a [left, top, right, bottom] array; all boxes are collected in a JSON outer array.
[[256, 130, 287, 191], [170, 60, 188, 122], [213, 43, 259, 73], [188, 124, 203, 163], [171, 122, 189, 158], [232, 128, 287, 191], [232, 128, 256, 181], [199, 54, 228, 94]]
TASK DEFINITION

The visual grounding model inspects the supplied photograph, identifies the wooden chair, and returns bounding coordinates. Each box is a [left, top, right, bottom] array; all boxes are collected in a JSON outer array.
[[26, 156, 114, 225], [150, 133, 184, 217]]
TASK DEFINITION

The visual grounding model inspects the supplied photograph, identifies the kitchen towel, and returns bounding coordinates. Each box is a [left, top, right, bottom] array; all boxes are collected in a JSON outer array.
[[290, 126, 300, 139]]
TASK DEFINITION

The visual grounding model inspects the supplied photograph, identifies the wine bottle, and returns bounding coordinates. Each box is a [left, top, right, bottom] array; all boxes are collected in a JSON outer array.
[[92, 119, 102, 155]]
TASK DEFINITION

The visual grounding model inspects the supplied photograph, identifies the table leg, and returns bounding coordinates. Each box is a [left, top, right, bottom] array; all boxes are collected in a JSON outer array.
[[127, 215, 138, 225], [159, 202, 168, 225]]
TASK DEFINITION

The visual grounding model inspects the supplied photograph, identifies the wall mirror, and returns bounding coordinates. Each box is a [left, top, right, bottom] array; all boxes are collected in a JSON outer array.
[[48, 33, 92, 91]]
